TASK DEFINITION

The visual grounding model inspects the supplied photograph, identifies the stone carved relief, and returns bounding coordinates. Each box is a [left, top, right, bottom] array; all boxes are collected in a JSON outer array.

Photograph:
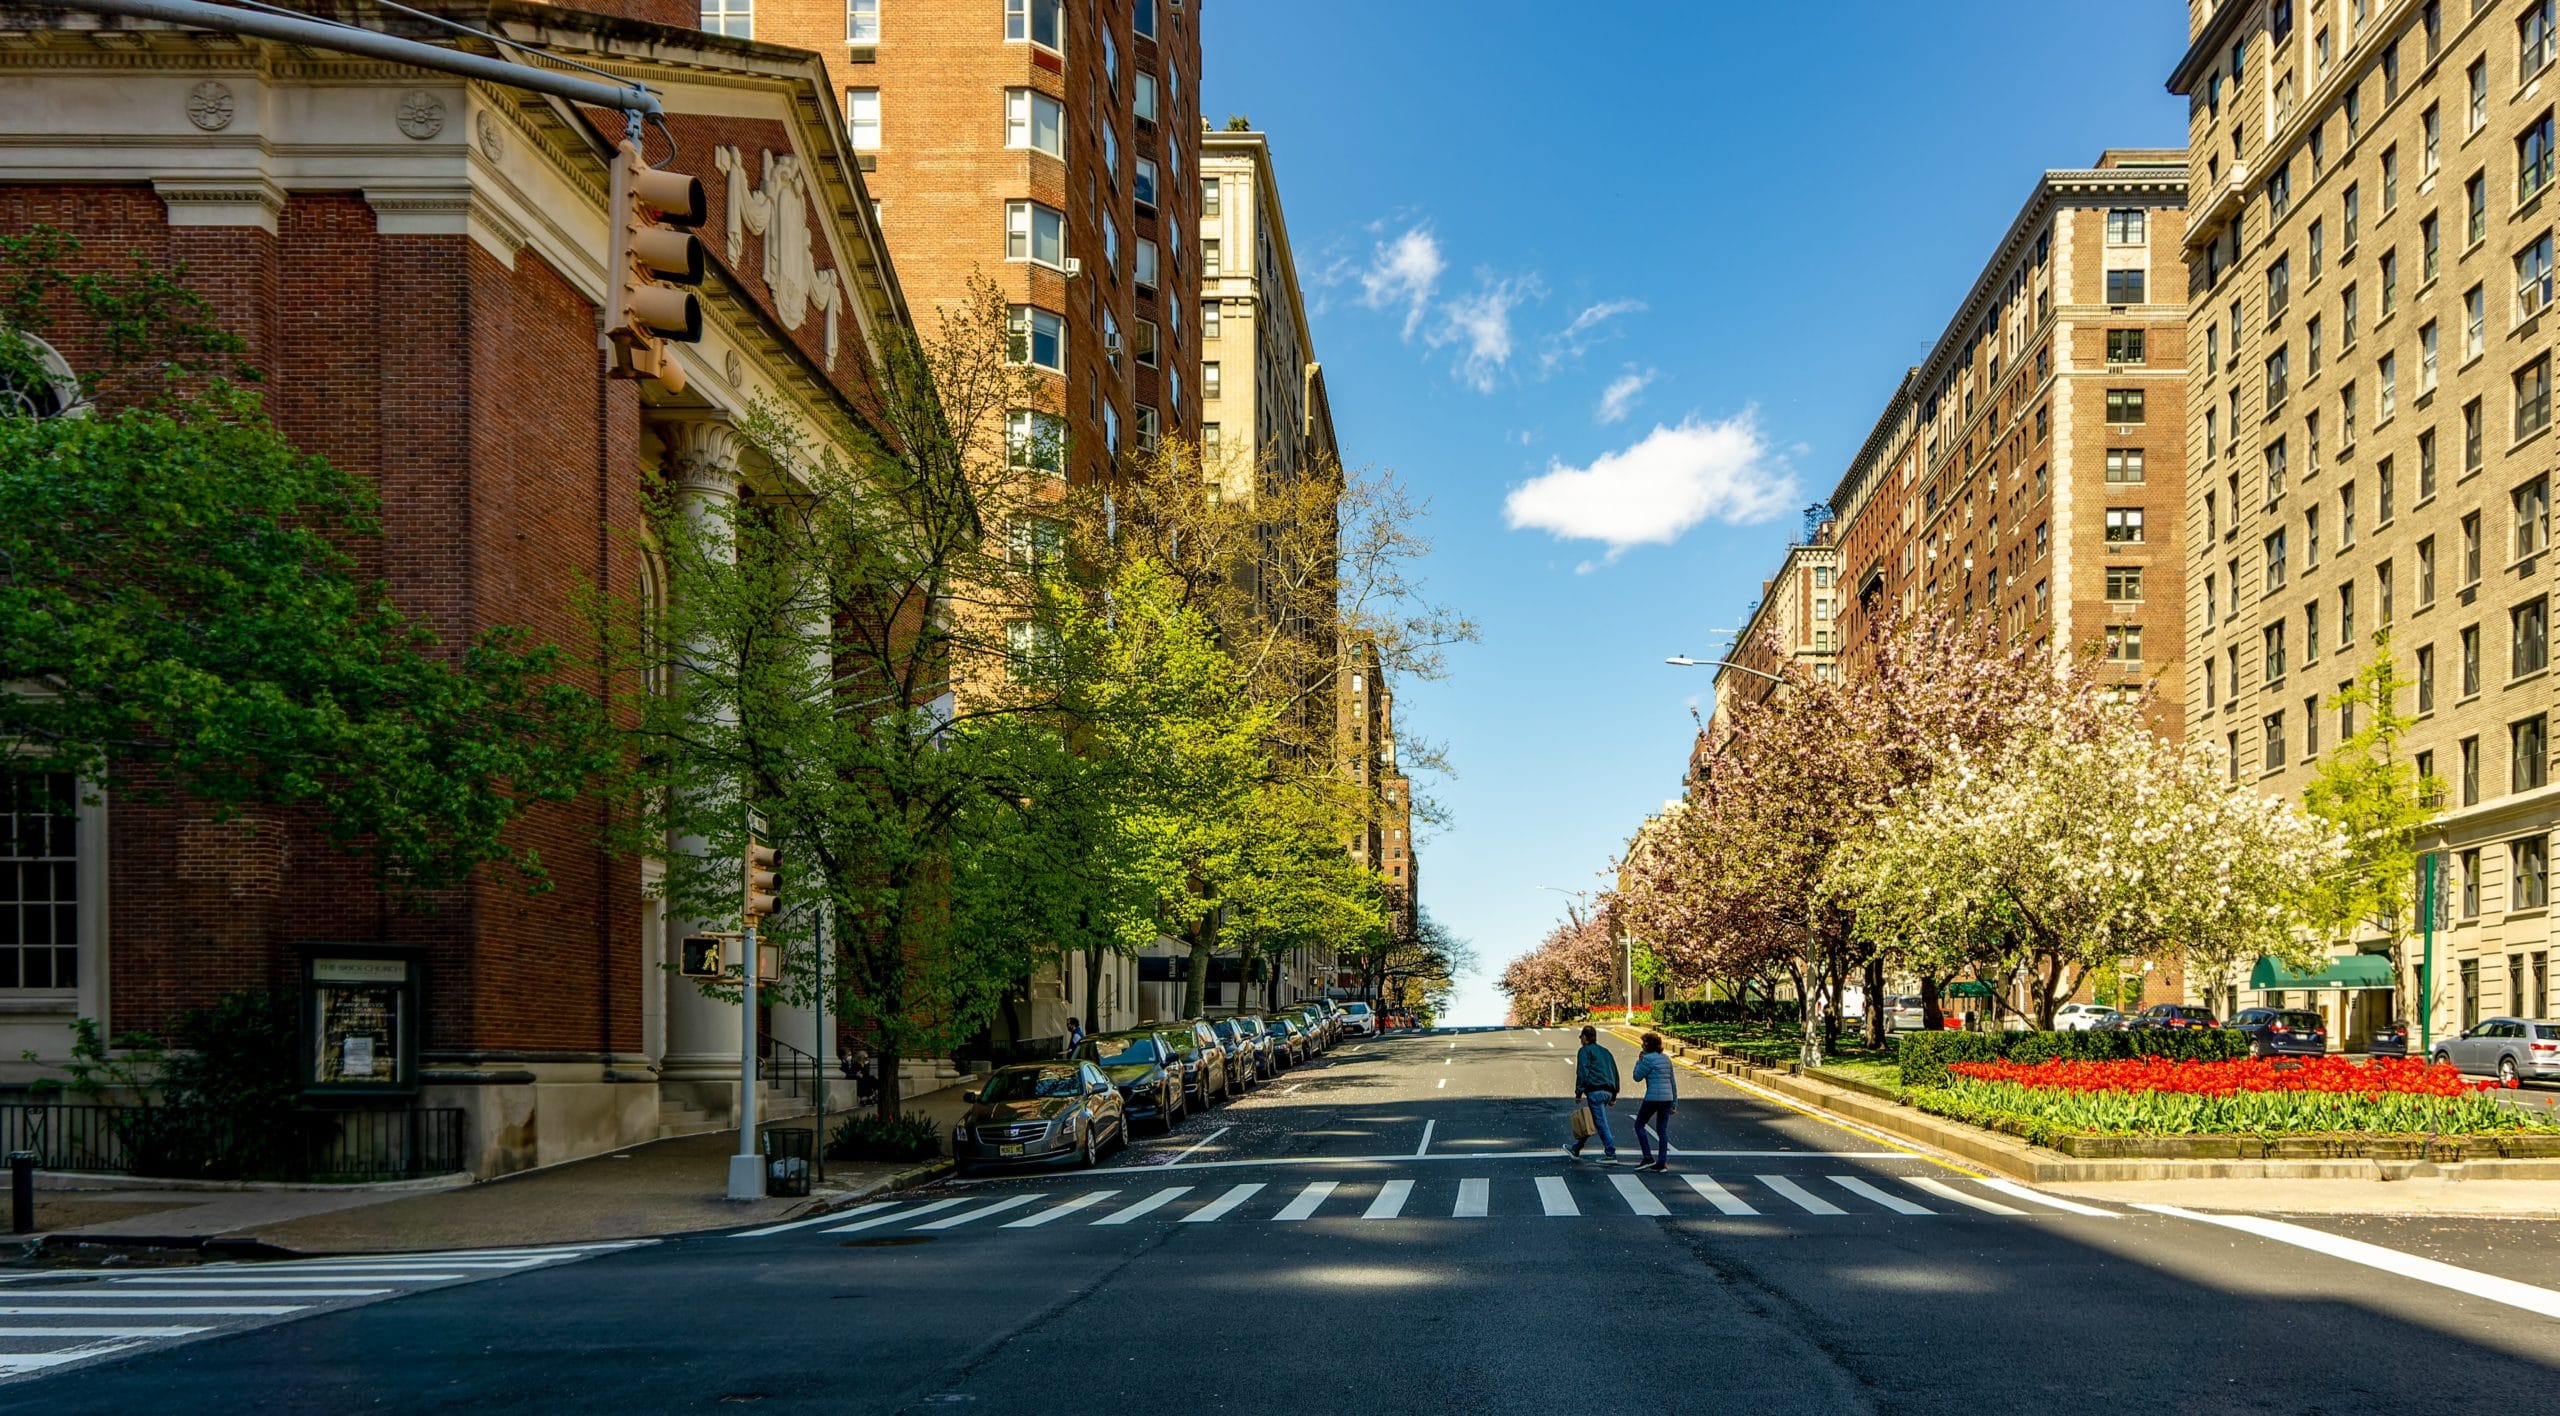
[[712, 146, 852, 371], [186, 80, 234, 131], [397, 91, 446, 140]]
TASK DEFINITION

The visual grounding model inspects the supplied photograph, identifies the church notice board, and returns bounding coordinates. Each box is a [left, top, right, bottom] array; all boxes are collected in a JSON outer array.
[[299, 945, 422, 1097]]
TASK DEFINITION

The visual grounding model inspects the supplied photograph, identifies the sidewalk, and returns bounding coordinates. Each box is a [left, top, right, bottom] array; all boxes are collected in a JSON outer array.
[[30, 1078, 987, 1257]]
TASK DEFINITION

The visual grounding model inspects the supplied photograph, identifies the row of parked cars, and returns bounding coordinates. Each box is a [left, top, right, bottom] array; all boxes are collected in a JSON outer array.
[[950, 1000, 1381, 1171]]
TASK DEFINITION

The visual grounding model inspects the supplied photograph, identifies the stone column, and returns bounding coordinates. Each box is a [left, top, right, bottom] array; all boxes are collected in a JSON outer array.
[[653, 415, 747, 1124]]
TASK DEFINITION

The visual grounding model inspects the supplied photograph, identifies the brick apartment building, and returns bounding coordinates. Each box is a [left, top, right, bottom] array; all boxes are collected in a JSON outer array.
[[717, 0, 1206, 1040], [0, 0, 910, 1174], [1708, 521, 1843, 719], [2169, 0, 2560, 1044]]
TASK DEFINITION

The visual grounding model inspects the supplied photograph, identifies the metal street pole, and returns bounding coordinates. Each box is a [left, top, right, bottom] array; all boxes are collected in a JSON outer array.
[[811, 903, 827, 1185], [2419, 852, 2438, 1054], [728, 914, 761, 1200]]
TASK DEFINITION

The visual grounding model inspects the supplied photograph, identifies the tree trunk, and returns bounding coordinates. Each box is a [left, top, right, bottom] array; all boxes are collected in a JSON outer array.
[[1863, 954, 1887, 1050], [1919, 976, 1943, 1032], [1082, 945, 1106, 1034], [875, 1047, 901, 1122], [1181, 913, 1215, 1019]]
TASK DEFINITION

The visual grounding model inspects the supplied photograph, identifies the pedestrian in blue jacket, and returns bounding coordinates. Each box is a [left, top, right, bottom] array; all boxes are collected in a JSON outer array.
[[1630, 1032, 1677, 1172], [1567, 1025, 1621, 1163]]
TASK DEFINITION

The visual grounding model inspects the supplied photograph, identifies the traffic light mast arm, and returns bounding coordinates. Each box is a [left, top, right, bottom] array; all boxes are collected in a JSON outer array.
[[33, 0, 663, 116]]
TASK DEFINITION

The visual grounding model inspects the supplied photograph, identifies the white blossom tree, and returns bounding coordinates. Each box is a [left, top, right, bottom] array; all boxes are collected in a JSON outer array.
[[1825, 699, 2345, 1026]]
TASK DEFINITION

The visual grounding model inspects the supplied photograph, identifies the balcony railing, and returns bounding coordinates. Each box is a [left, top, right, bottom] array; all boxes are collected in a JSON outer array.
[[0, 1102, 467, 1182]]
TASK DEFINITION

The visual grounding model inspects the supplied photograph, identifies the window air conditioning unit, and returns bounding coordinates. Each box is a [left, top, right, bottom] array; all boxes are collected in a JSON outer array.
[[1062, 257, 1083, 278], [1103, 330, 1122, 354]]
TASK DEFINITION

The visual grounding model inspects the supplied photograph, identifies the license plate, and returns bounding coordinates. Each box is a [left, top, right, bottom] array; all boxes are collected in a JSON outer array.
[[999, 1144, 1025, 1157]]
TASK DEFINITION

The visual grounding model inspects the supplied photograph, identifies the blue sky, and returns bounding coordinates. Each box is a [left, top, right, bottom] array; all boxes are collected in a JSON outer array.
[[1202, 3, 2194, 1025]]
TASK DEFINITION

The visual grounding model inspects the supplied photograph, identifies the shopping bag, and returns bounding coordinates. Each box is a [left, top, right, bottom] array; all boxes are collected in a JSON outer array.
[[1570, 1101, 1596, 1141]]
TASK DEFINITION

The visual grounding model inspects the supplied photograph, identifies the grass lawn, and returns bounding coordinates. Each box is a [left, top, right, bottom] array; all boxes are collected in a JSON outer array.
[[1811, 1058, 1902, 1092]]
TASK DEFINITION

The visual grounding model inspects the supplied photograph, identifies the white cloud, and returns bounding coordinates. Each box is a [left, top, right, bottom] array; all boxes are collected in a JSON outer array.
[[1541, 299, 1645, 372], [1355, 226, 1447, 339], [1427, 275, 1538, 392], [1503, 411, 1796, 562], [1595, 367, 1657, 425]]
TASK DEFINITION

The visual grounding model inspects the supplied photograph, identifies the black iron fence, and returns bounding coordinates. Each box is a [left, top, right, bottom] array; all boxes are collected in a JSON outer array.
[[0, 1102, 467, 1183]]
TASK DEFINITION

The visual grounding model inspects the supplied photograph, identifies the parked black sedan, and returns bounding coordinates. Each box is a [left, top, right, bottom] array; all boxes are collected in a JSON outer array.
[[2130, 1003, 2221, 1031], [2231, 1007, 2328, 1058], [1071, 1031, 1187, 1133], [2368, 1020, 2411, 1058], [1166, 1018, 1235, 1109], [1210, 1017, 1264, 1089], [950, 1061, 1126, 1172]]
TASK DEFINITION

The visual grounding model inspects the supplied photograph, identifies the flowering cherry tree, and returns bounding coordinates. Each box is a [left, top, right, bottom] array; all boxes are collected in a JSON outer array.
[[1497, 906, 1622, 1024]]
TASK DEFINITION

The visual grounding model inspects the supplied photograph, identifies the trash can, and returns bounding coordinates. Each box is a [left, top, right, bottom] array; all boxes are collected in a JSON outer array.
[[763, 1127, 813, 1198]]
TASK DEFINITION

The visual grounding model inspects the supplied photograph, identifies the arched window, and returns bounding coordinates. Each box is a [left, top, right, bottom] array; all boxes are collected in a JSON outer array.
[[0, 334, 80, 421]]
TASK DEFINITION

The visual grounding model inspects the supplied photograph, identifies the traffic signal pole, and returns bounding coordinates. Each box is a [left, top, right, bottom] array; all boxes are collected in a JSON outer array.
[[729, 911, 761, 1200]]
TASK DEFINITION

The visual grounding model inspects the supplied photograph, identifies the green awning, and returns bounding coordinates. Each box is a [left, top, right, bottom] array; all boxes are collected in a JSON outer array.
[[2248, 953, 2395, 990], [1945, 981, 1996, 999]]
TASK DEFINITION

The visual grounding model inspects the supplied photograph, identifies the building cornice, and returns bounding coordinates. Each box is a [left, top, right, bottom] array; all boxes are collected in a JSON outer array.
[[2167, 0, 2253, 96]]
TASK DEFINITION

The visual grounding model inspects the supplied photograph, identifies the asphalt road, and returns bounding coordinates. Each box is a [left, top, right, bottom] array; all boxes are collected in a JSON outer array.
[[14, 1027, 2560, 1414]]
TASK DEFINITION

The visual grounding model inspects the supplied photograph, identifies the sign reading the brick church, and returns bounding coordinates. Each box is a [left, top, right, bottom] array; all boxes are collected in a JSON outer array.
[[299, 945, 423, 1097]]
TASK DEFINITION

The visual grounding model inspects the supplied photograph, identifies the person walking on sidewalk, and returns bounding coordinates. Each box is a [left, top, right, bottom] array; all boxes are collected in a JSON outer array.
[[1065, 1016, 1086, 1053], [1630, 1032, 1676, 1172], [1567, 1025, 1621, 1163]]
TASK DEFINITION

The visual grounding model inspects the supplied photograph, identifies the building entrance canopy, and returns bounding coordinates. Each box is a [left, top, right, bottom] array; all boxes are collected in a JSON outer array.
[[2247, 954, 2394, 990]]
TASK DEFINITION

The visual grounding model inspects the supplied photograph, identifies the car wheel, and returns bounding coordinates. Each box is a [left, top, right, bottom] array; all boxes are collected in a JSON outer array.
[[1078, 1123, 1098, 1169], [2501, 1055, 2520, 1086], [2433, 1050, 2454, 1068]]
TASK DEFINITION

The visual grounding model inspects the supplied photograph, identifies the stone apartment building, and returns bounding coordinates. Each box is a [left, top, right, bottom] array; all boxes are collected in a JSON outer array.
[[1709, 523, 1843, 717], [0, 0, 911, 1175], [2170, 0, 2560, 1043]]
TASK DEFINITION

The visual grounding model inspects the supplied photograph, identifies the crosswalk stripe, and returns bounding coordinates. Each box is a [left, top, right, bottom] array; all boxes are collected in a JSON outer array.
[[104, 1274, 469, 1286], [1271, 1181, 1339, 1221], [1180, 1184, 1265, 1224], [1004, 1191, 1119, 1228], [1096, 1186, 1193, 1225], [1680, 1174, 1761, 1215], [1453, 1178, 1489, 1218], [0, 1305, 304, 1316], [1830, 1176, 1934, 1215], [825, 1198, 965, 1233], [1906, 1177, 2027, 1215], [1972, 1178, 2118, 1218], [736, 1204, 893, 1238], [1608, 1173, 1669, 1216], [1757, 1175, 1845, 1215], [1533, 1176, 1579, 1216], [914, 1195, 1038, 1230], [1363, 1179, 1413, 1219]]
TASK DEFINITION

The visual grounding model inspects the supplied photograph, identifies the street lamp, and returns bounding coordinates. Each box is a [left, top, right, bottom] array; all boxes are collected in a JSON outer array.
[[1664, 655, 1790, 685]]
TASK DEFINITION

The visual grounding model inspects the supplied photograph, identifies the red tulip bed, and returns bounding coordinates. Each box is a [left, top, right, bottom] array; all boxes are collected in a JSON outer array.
[[1923, 1055, 2546, 1136]]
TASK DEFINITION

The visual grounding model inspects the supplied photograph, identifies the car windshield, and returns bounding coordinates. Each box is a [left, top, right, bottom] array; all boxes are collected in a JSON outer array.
[[1076, 1036, 1162, 1067], [1265, 1018, 1293, 1033], [1342, 1004, 1372, 1016], [981, 1067, 1082, 1102]]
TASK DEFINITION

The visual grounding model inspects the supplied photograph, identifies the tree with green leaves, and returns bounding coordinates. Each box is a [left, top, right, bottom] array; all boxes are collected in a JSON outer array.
[[2299, 632, 2446, 972], [0, 226, 600, 894]]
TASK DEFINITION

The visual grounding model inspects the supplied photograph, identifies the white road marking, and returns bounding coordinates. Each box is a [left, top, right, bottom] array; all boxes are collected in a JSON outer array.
[[1758, 1175, 1845, 1215], [1096, 1186, 1193, 1225], [103, 1274, 469, 1286], [1155, 1125, 1231, 1167], [1103, 1148, 1902, 1173], [2143, 1204, 2560, 1317], [0, 1346, 148, 1373], [3, 1288, 391, 1299], [825, 1198, 966, 1233], [1272, 1181, 1341, 1221], [1534, 1176, 1580, 1216], [914, 1195, 1039, 1230], [1180, 1183, 1266, 1223], [1831, 1176, 1934, 1215], [1435, 1078, 1447, 1089], [1453, 1178, 1490, 1218], [1004, 1190, 1120, 1228], [1414, 1120, 1436, 1156], [0, 1326, 209, 1338], [1973, 1178, 2117, 1218], [736, 1204, 893, 1238], [1443, 1057, 1452, 1066], [1363, 1179, 1413, 1219], [0, 1305, 302, 1316], [1906, 1177, 2026, 1215], [1680, 1175, 1760, 1215], [1280, 1084, 1305, 1095], [1609, 1173, 1669, 1216], [1546, 1041, 1556, 1048]]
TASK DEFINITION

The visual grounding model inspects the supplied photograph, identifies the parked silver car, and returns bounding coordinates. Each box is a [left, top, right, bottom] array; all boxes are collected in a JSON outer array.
[[2432, 1017, 2560, 1084]]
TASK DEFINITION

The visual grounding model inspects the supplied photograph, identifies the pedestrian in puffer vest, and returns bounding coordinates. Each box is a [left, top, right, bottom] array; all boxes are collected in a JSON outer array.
[[1630, 1032, 1676, 1172], [1567, 1025, 1621, 1163]]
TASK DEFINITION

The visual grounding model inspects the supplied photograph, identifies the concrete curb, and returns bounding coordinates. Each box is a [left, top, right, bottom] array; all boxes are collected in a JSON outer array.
[[34, 1170, 472, 1196], [1620, 1028, 2560, 1184]]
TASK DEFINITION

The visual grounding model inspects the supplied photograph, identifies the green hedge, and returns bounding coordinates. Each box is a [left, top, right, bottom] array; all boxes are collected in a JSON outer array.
[[1896, 1028, 2249, 1087]]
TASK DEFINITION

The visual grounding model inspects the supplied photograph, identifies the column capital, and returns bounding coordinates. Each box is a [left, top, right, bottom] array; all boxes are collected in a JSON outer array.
[[653, 414, 746, 499]]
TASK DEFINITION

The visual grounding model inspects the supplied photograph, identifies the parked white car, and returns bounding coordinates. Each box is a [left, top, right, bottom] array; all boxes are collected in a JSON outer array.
[[2055, 1003, 2122, 1032], [1335, 1001, 1378, 1037]]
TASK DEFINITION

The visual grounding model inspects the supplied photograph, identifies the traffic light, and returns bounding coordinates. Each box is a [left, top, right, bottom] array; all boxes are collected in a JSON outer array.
[[603, 136, 706, 393], [744, 838, 781, 924], [678, 935, 725, 980]]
